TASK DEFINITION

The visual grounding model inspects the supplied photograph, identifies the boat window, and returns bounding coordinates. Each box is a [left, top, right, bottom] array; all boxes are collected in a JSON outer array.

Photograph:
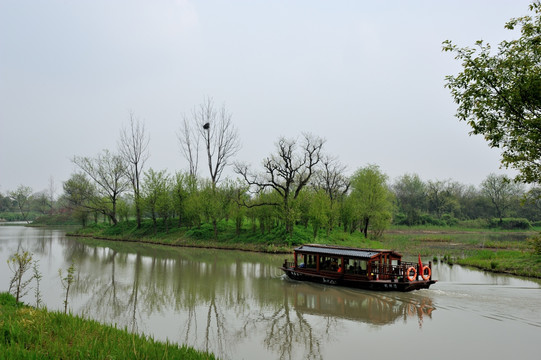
[[306, 255, 316, 268], [360, 260, 367, 272], [318, 256, 339, 271], [350, 260, 368, 274]]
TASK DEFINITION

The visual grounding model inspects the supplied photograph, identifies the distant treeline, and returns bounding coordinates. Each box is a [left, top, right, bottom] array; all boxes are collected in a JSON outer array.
[[2, 104, 540, 237], [2, 169, 540, 237]]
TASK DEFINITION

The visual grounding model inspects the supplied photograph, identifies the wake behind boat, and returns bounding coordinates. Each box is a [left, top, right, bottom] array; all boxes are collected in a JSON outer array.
[[281, 244, 436, 292]]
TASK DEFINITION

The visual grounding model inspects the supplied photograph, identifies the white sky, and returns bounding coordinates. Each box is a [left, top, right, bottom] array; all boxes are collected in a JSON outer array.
[[0, 0, 533, 194]]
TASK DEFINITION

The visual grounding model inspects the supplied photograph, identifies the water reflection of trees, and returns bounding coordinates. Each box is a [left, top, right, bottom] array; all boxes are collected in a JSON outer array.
[[56, 238, 436, 360]]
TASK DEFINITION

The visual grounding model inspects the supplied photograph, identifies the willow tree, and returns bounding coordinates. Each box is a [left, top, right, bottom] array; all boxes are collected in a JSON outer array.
[[444, 2, 541, 185], [349, 164, 394, 238]]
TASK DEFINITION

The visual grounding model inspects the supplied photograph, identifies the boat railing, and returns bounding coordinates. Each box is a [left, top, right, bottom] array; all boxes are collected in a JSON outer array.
[[371, 262, 429, 281], [283, 260, 295, 269]]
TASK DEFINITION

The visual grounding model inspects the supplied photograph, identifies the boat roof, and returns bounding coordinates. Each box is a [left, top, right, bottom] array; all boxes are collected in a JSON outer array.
[[294, 244, 401, 260]]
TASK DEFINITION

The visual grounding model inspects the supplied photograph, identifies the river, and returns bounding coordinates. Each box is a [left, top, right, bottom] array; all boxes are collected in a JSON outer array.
[[1, 226, 540, 360]]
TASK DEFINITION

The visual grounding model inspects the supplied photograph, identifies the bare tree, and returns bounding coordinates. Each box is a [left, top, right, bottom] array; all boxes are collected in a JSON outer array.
[[177, 115, 200, 179], [73, 150, 130, 225], [119, 113, 150, 228], [313, 155, 349, 204], [179, 97, 241, 186], [236, 134, 325, 235]]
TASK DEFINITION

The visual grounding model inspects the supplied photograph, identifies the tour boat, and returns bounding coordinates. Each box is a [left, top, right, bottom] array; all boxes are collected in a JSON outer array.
[[281, 244, 436, 292]]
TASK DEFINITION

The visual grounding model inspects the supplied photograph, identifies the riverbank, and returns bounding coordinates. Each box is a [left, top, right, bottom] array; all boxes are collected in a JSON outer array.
[[0, 292, 216, 359], [383, 226, 541, 278], [70, 220, 381, 253], [69, 221, 541, 278]]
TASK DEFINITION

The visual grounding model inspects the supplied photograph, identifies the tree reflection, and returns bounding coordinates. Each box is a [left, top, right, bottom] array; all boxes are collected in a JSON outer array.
[[260, 295, 323, 360], [43, 235, 436, 360]]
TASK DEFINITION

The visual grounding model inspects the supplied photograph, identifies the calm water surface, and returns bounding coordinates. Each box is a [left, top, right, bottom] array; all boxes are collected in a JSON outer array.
[[1, 226, 540, 360]]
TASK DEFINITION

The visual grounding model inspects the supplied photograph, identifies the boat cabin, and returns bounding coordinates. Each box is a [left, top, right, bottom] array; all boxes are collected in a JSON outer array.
[[292, 244, 402, 281]]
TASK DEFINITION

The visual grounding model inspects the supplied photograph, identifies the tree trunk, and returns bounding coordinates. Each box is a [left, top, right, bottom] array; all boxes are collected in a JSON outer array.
[[135, 195, 142, 229], [363, 217, 370, 238]]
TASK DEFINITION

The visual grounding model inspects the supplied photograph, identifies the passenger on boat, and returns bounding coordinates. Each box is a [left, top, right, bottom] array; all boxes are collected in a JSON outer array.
[[337, 264, 343, 273]]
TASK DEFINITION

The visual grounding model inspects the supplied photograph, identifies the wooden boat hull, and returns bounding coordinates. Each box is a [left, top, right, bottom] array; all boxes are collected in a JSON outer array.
[[281, 267, 436, 292]]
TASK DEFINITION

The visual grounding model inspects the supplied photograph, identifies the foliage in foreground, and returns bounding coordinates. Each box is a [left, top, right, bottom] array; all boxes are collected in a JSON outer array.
[[0, 292, 216, 360], [444, 1, 541, 185]]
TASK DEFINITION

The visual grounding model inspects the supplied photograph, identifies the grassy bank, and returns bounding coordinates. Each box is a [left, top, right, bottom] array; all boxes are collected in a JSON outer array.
[[70, 220, 541, 278], [71, 219, 381, 253], [381, 227, 541, 278], [0, 292, 216, 360]]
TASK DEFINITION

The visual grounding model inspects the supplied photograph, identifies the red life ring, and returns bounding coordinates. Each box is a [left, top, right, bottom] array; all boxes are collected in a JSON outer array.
[[406, 267, 417, 282], [421, 265, 431, 281]]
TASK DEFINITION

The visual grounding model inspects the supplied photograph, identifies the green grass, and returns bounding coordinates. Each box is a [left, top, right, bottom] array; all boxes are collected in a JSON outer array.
[[0, 292, 216, 360], [452, 250, 541, 278], [70, 219, 541, 278], [72, 219, 380, 253], [381, 230, 541, 278]]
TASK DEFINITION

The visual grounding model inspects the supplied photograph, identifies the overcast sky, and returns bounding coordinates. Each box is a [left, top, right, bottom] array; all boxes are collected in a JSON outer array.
[[0, 0, 533, 195]]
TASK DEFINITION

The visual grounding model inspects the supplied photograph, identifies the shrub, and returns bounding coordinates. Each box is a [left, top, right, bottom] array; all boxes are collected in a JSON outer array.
[[529, 233, 541, 255], [441, 214, 459, 226], [531, 221, 541, 228], [488, 218, 531, 230], [419, 214, 446, 226]]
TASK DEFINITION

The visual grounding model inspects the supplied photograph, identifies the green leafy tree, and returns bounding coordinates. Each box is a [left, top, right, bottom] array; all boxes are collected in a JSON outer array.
[[426, 179, 462, 219], [393, 173, 427, 226], [142, 169, 171, 233], [63, 173, 97, 226], [116, 196, 132, 223], [225, 179, 248, 235], [481, 173, 523, 223], [184, 184, 203, 228], [199, 180, 230, 239], [247, 190, 279, 234], [313, 155, 349, 233], [444, 2, 541, 185], [308, 189, 331, 239], [295, 190, 311, 229], [156, 186, 173, 233], [172, 171, 190, 228], [33, 191, 53, 215], [8, 185, 33, 223], [349, 164, 394, 238]]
